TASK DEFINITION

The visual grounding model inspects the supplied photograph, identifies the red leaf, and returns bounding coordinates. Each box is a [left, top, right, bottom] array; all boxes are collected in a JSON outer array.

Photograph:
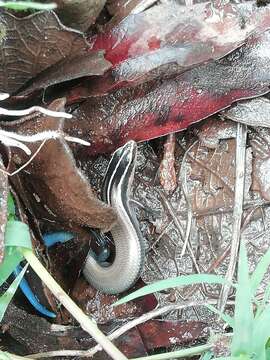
[[137, 320, 209, 350], [85, 1, 270, 94], [67, 30, 270, 155]]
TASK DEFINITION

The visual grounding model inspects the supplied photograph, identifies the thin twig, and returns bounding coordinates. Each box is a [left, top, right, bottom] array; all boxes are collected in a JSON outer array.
[[23, 249, 127, 360], [178, 141, 197, 257], [218, 123, 247, 311], [158, 189, 201, 274], [27, 299, 234, 359]]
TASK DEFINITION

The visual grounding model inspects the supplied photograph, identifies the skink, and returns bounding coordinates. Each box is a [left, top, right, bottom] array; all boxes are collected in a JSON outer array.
[[83, 140, 145, 294]]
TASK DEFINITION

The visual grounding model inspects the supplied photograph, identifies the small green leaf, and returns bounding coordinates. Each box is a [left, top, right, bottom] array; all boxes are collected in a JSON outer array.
[[231, 242, 254, 357], [0, 1, 56, 10], [0, 351, 10, 360], [252, 305, 270, 360], [0, 247, 22, 287], [114, 274, 231, 306], [0, 220, 32, 287], [200, 350, 214, 360], [7, 193, 15, 221], [250, 246, 270, 296], [0, 263, 28, 321], [4, 220, 32, 249]]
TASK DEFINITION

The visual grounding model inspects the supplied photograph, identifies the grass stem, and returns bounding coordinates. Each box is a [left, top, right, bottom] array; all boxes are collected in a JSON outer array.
[[131, 343, 212, 360], [22, 249, 127, 360]]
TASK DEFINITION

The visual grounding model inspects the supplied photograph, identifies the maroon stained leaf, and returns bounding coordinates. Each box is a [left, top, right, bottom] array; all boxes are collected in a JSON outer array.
[[67, 30, 270, 156], [0, 11, 89, 94], [137, 320, 209, 351], [84, 1, 270, 95]]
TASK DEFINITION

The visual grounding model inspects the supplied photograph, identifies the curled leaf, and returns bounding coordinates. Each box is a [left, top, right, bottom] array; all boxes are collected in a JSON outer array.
[[9, 98, 117, 231]]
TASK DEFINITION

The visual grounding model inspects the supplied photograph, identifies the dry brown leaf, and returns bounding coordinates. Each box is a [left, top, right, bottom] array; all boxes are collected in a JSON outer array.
[[9, 98, 117, 231], [0, 11, 88, 94]]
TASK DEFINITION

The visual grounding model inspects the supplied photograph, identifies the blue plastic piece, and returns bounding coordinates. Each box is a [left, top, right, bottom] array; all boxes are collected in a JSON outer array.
[[43, 231, 74, 248], [16, 230, 110, 318], [14, 265, 56, 318], [15, 231, 74, 318]]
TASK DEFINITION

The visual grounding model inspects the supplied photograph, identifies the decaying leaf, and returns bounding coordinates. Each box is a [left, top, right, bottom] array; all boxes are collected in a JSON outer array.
[[20, 50, 111, 95], [197, 117, 237, 149], [159, 133, 177, 192], [137, 320, 209, 350], [0, 11, 89, 94], [189, 139, 241, 214], [223, 97, 270, 128], [54, 0, 106, 32], [106, 0, 157, 19], [8, 98, 117, 232], [0, 154, 8, 263], [86, 1, 270, 93], [250, 128, 270, 201], [68, 30, 270, 156]]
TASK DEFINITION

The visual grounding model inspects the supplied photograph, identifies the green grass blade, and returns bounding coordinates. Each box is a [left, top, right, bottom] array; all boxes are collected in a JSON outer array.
[[4, 220, 32, 248], [0, 352, 10, 360], [0, 247, 22, 287], [131, 343, 212, 360], [252, 305, 270, 360], [206, 304, 234, 328], [211, 358, 242, 360], [0, 263, 28, 321], [212, 357, 249, 360], [7, 193, 15, 221], [231, 242, 254, 357], [200, 350, 214, 360], [250, 246, 270, 295], [0, 1, 56, 10], [114, 274, 230, 306], [0, 220, 32, 287]]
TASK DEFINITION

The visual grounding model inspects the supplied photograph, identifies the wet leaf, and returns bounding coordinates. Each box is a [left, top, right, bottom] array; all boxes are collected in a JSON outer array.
[[0, 11, 88, 94], [55, 0, 106, 32], [137, 320, 209, 350], [21, 50, 111, 95], [223, 97, 270, 128], [0, 155, 8, 263], [250, 128, 270, 201], [106, 0, 157, 19], [86, 1, 270, 94], [70, 30, 270, 156], [159, 134, 177, 192], [189, 138, 237, 214]]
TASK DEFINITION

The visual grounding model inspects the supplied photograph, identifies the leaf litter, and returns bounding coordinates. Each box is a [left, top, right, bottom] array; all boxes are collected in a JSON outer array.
[[3, 0, 270, 358]]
